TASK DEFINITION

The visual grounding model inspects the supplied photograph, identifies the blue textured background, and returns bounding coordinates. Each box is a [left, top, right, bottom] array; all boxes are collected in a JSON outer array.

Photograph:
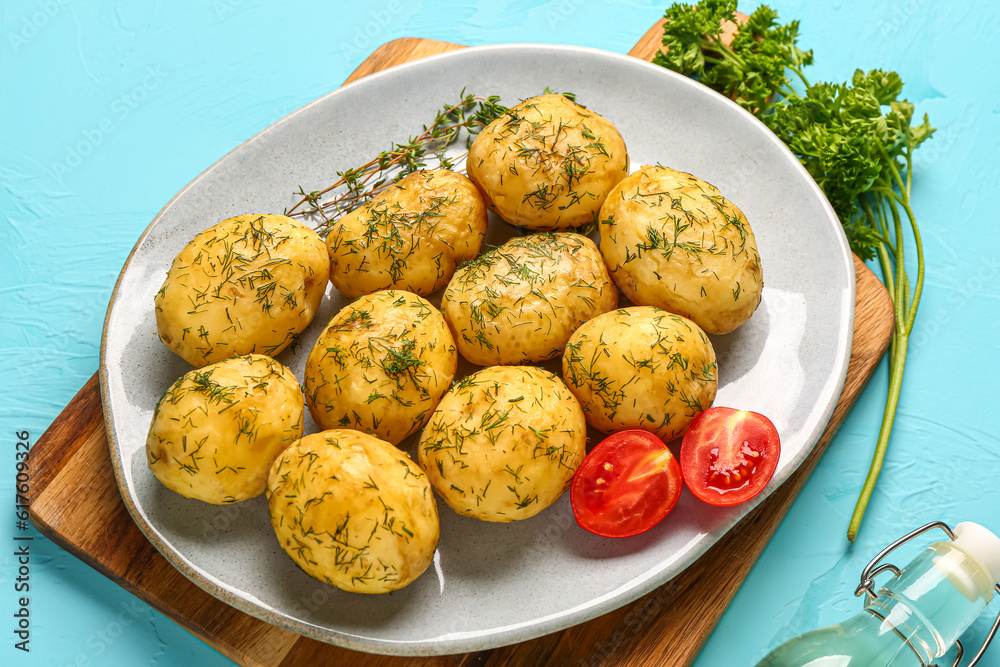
[[3, 1, 999, 665]]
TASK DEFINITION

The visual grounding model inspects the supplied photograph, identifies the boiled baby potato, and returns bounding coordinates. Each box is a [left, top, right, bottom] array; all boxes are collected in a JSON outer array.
[[419, 365, 587, 522], [468, 94, 629, 230], [155, 214, 329, 367], [441, 231, 618, 366], [599, 165, 763, 334], [146, 354, 303, 504], [267, 430, 439, 594], [562, 306, 717, 441], [303, 290, 457, 445], [326, 169, 488, 298]]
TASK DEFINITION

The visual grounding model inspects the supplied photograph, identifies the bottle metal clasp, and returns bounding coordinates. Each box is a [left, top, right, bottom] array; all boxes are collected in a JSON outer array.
[[853, 521, 1000, 667]]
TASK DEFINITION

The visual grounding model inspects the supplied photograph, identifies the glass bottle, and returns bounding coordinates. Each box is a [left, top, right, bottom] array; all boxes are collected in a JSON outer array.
[[756, 522, 1000, 667]]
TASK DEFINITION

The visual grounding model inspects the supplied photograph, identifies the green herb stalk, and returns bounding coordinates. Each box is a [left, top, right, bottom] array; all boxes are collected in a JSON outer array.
[[656, 1, 933, 541], [286, 91, 508, 235]]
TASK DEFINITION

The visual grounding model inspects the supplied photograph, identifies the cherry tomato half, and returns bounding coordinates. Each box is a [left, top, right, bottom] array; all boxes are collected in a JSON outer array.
[[570, 430, 684, 538], [680, 407, 780, 507]]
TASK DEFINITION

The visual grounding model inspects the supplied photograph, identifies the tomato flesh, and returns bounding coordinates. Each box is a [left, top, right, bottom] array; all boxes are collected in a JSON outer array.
[[571, 430, 683, 538], [680, 407, 780, 506]]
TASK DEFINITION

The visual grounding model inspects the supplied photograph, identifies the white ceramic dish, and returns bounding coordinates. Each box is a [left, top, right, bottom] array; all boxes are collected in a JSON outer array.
[[101, 44, 855, 656]]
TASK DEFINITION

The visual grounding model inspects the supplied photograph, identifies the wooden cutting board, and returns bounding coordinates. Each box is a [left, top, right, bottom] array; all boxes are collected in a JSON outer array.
[[27, 30, 896, 667]]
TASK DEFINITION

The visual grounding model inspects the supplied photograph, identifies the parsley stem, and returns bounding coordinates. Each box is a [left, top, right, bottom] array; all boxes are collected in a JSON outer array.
[[848, 150, 924, 541], [890, 193, 908, 332], [706, 34, 748, 70], [863, 199, 897, 298], [848, 330, 909, 542], [789, 65, 810, 90]]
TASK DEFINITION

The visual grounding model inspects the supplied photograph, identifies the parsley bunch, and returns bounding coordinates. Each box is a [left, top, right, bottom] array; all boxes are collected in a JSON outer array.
[[656, 1, 933, 541]]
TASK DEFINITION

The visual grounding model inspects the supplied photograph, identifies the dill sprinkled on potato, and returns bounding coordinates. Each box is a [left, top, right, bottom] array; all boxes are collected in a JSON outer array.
[[304, 290, 457, 446], [266, 430, 439, 594], [468, 94, 629, 230], [418, 365, 586, 523], [325, 169, 488, 298], [598, 165, 762, 335], [146, 354, 304, 505], [154, 214, 328, 367], [562, 307, 718, 441], [441, 231, 618, 366]]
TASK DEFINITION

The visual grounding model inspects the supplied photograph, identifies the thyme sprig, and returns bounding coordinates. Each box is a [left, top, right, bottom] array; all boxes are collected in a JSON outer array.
[[285, 92, 508, 236]]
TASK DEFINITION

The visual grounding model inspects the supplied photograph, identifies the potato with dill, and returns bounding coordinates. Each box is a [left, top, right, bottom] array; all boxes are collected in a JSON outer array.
[[155, 214, 329, 367], [146, 354, 303, 504], [599, 165, 763, 335], [304, 290, 457, 445], [441, 231, 618, 366], [562, 306, 717, 441], [325, 169, 488, 298], [418, 365, 587, 522], [467, 93, 629, 230], [267, 429, 439, 594]]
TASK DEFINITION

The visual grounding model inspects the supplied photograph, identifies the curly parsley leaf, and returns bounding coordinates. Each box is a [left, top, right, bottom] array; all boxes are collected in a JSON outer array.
[[655, 2, 812, 116]]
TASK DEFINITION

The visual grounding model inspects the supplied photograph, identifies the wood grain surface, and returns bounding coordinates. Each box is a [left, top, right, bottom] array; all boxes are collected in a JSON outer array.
[[27, 32, 895, 667]]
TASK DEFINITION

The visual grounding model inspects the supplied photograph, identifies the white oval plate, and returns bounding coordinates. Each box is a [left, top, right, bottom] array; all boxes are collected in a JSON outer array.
[[101, 44, 854, 656]]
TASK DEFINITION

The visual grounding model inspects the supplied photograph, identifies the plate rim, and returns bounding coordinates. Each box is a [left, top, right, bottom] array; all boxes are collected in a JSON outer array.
[[101, 41, 856, 656]]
